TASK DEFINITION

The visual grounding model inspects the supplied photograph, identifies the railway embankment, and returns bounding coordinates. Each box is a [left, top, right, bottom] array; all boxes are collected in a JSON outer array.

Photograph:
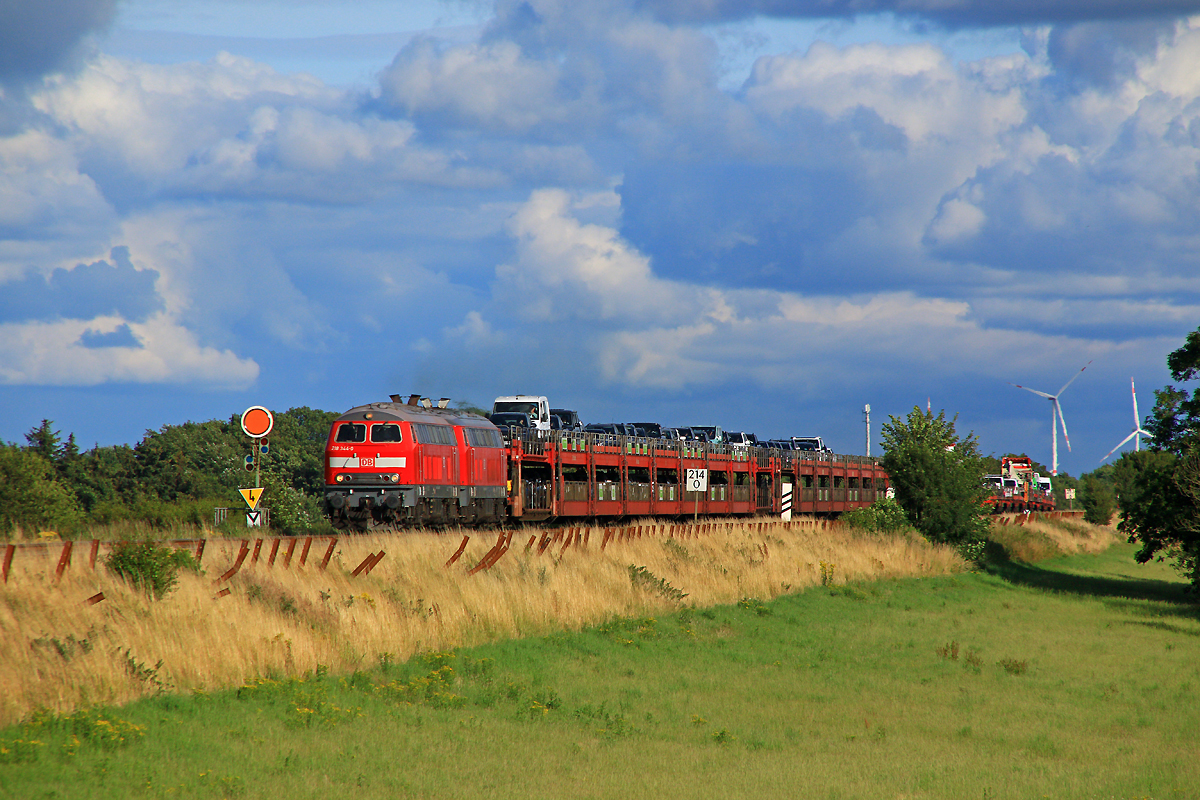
[[0, 514, 1116, 726]]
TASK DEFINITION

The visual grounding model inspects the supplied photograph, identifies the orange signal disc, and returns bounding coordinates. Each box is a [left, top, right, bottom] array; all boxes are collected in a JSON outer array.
[[241, 406, 274, 438]]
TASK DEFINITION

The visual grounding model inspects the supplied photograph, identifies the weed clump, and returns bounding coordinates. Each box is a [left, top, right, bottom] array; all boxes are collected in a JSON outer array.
[[662, 539, 691, 562], [936, 640, 960, 661], [105, 541, 200, 599], [120, 648, 167, 691], [711, 728, 735, 744], [737, 597, 772, 616], [3, 707, 147, 762], [628, 565, 688, 602], [30, 632, 95, 662], [998, 658, 1029, 676]]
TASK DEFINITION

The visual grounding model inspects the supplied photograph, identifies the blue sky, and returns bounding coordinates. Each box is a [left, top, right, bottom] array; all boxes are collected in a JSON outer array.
[[3, 0, 1200, 477]]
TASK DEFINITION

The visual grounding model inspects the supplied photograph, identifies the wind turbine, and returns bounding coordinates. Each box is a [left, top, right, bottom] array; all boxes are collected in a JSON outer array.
[[1101, 378, 1152, 462], [1010, 361, 1091, 476]]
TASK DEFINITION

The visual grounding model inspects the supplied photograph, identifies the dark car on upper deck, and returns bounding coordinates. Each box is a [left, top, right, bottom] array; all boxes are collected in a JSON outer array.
[[489, 412, 534, 439], [550, 409, 583, 430]]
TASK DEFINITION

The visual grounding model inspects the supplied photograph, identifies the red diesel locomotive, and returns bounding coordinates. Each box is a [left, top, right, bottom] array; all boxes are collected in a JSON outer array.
[[324, 396, 508, 529], [323, 394, 890, 531]]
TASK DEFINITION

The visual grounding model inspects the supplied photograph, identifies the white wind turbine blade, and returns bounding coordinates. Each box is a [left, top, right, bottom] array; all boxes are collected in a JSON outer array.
[[1101, 430, 1139, 462], [1009, 382, 1054, 400], [1131, 378, 1140, 428], [1056, 398, 1073, 452], [1056, 360, 1092, 396]]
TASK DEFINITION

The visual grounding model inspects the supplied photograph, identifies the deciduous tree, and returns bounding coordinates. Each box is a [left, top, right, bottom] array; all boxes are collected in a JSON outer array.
[[880, 407, 990, 550], [1118, 325, 1200, 588], [0, 445, 84, 536]]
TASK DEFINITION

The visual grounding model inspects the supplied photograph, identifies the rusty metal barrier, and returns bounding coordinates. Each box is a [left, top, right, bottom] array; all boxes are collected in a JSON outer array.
[[0, 534, 341, 591], [445, 535, 470, 568]]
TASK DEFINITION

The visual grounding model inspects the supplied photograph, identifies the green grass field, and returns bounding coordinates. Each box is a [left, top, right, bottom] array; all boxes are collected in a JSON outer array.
[[3, 542, 1195, 800]]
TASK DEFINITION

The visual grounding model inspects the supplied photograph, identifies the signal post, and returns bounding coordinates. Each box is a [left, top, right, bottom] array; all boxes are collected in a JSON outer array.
[[240, 406, 274, 527]]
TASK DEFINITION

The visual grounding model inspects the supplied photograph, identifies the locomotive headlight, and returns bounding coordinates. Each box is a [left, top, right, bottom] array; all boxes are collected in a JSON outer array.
[[335, 474, 345, 483], [391, 473, 400, 482]]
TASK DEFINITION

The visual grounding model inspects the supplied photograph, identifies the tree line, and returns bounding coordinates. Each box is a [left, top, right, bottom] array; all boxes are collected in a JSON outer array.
[[0, 407, 339, 538]]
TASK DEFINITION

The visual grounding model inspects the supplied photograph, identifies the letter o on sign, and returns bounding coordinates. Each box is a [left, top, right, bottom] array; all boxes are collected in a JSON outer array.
[[241, 406, 274, 438]]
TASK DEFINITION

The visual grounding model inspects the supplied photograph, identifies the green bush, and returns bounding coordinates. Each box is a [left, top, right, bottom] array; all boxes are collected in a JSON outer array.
[[105, 541, 200, 599], [840, 496, 909, 533], [259, 475, 329, 536], [1080, 475, 1116, 526]]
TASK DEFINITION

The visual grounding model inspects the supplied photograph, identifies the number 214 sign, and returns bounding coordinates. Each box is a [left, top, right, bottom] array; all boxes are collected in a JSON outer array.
[[686, 469, 708, 492]]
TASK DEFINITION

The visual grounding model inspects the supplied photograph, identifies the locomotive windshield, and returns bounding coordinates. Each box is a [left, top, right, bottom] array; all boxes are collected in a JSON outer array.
[[335, 423, 366, 443], [493, 401, 539, 417], [370, 423, 403, 443]]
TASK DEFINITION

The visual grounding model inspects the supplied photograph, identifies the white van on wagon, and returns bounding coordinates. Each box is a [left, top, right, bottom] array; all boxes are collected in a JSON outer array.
[[492, 395, 551, 432]]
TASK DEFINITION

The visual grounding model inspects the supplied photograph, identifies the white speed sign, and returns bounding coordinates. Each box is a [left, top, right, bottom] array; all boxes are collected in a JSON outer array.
[[686, 468, 708, 492]]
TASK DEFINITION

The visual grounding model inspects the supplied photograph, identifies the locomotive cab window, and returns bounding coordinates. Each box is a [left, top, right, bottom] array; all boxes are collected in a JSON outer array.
[[335, 423, 366, 443], [371, 423, 403, 443]]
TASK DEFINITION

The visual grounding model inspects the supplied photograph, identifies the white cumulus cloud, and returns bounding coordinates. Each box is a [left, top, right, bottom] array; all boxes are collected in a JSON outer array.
[[0, 312, 258, 387]]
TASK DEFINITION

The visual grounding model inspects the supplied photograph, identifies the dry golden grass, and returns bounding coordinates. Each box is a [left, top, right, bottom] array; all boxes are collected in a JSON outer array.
[[0, 517, 969, 727], [988, 513, 1122, 562], [0, 514, 1120, 728]]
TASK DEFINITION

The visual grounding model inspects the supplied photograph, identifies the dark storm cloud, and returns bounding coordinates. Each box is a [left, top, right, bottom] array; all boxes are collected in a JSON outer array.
[[925, 150, 1200, 287], [619, 160, 870, 291], [635, 0, 1200, 27], [0, 247, 163, 323], [617, 103, 910, 292], [0, 0, 118, 82], [1044, 20, 1172, 86]]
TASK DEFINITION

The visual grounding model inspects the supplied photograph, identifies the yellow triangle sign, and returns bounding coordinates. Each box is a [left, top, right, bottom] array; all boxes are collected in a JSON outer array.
[[239, 487, 264, 510]]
